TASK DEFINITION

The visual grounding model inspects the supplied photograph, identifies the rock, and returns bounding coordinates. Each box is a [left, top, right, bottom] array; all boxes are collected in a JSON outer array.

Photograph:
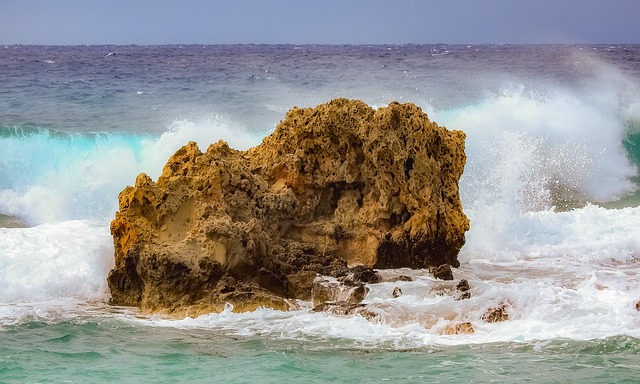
[[286, 271, 318, 301], [636, 300, 640, 311], [441, 322, 475, 335], [429, 264, 454, 280], [339, 265, 382, 284], [455, 279, 471, 300], [428, 278, 471, 300], [311, 302, 380, 321], [311, 277, 369, 307], [482, 304, 509, 323], [107, 98, 468, 314], [385, 275, 413, 283], [392, 286, 403, 298]]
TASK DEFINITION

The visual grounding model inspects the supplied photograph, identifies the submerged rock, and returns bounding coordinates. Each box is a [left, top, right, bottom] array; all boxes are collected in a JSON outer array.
[[107, 98, 468, 314], [386, 275, 413, 283], [428, 278, 472, 300]]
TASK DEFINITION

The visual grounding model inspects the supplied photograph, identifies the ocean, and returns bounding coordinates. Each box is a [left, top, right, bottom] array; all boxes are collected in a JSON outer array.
[[1, 44, 640, 382]]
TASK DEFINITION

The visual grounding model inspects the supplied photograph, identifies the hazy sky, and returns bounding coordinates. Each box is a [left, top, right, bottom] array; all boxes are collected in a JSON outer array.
[[1, 0, 639, 45]]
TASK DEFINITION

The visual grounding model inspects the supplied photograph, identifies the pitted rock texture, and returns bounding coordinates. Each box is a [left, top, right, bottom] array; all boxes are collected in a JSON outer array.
[[107, 98, 469, 314]]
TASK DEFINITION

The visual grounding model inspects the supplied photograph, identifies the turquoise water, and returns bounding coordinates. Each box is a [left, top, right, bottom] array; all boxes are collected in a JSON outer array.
[[2, 320, 639, 383]]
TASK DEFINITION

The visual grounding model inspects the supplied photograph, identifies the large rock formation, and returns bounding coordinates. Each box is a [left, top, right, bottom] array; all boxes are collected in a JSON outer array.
[[107, 98, 469, 315]]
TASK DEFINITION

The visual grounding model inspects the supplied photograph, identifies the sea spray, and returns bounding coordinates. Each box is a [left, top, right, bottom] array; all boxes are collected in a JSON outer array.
[[436, 87, 638, 210], [0, 221, 112, 302], [0, 117, 260, 225]]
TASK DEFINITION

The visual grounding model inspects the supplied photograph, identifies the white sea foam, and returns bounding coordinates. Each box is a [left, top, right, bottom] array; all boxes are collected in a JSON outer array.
[[434, 86, 638, 211], [0, 221, 113, 303], [1, 59, 640, 346], [123, 247, 640, 346]]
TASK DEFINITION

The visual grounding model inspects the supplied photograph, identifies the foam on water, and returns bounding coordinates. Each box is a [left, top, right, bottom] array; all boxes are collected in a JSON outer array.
[[0, 221, 113, 303], [122, 251, 640, 347]]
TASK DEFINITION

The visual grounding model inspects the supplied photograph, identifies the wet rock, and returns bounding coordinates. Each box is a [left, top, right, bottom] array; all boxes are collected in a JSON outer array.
[[387, 275, 413, 282], [311, 277, 369, 307], [428, 279, 471, 300], [441, 322, 475, 335], [339, 265, 382, 284], [311, 301, 380, 321], [107, 99, 468, 314], [392, 286, 403, 298], [429, 264, 454, 280], [286, 271, 318, 301], [482, 304, 509, 323], [635, 300, 640, 311], [455, 279, 471, 300]]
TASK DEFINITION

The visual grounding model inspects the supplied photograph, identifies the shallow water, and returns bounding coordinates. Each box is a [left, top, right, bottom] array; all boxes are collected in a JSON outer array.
[[2, 318, 640, 383]]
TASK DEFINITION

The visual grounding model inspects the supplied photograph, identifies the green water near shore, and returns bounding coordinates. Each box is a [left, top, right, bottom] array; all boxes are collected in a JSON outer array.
[[1, 320, 639, 383]]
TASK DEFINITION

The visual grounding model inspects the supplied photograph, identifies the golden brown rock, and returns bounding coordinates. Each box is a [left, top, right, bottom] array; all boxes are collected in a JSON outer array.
[[482, 304, 510, 323], [107, 99, 469, 314], [441, 322, 475, 335]]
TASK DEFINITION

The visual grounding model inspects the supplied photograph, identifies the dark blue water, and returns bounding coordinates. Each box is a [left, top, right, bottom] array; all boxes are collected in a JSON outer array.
[[3, 44, 638, 133]]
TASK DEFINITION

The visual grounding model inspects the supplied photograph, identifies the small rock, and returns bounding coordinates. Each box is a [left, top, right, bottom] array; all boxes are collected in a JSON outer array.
[[482, 304, 509, 323], [386, 275, 413, 283], [429, 264, 454, 280], [441, 322, 475, 335], [392, 286, 402, 298], [429, 278, 470, 298], [635, 300, 640, 311], [341, 266, 382, 284], [311, 301, 379, 321], [311, 277, 369, 307], [455, 279, 471, 300]]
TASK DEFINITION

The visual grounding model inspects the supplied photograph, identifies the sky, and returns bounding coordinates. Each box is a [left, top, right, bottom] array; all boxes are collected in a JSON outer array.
[[0, 0, 639, 45]]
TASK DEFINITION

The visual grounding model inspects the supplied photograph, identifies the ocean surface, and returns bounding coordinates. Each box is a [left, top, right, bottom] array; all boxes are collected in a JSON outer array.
[[1, 44, 640, 382]]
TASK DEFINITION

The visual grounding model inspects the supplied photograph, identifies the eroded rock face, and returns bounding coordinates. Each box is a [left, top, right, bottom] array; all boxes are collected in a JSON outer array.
[[107, 98, 469, 314]]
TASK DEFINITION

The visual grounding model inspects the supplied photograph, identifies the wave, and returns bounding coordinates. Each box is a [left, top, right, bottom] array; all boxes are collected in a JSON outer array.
[[0, 117, 261, 226], [435, 86, 640, 212], [0, 221, 112, 302], [2, 87, 639, 227]]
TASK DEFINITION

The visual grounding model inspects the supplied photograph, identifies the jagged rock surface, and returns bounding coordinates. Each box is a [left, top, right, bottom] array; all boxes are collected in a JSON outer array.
[[107, 98, 469, 314]]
